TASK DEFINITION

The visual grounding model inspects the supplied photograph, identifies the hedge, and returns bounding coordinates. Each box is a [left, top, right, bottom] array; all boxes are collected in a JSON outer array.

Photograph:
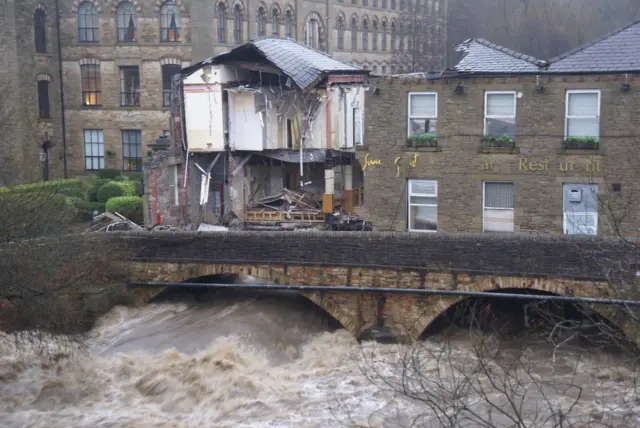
[[96, 182, 125, 202], [73, 200, 106, 221], [0, 179, 83, 194], [96, 168, 121, 180], [105, 196, 143, 224]]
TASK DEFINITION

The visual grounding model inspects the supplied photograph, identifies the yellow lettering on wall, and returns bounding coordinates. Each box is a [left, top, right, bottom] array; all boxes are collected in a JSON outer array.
[[519, 158, 529, 171], [559, 161, 574, 172], [394, 156, 402, 177], [363, 153, 383, 171], [409, 152, 419, 168], [586, 160, 601, 173], [481, 160, 494, 171]]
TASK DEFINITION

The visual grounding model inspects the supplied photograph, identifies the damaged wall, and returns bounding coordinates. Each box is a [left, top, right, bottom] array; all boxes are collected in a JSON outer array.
[[144, 147, 190, 227]]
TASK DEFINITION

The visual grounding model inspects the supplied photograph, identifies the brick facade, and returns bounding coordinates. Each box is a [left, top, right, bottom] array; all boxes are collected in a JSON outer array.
[[360, 74, 640, 236]]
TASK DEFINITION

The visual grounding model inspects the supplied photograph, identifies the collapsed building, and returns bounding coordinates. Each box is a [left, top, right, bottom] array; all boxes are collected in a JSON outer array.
[[145, 37, 371, 231]]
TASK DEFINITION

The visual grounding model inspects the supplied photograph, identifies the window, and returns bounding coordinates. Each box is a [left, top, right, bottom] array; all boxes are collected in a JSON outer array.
[[306, 18, 319, 49], [81, 64, 101, 106], [382, 0, 387, 7], [233, 5, 242, 43], [257, 7, 265, 37], [565, 90, 600, 140], [362, 20, 368, 50], [391, 0, 396, 8], [381, 65, 386, 74], [398, 24, 404, 52], [160, 1, 181, 42], [408, 180, 437, 232], [162, 64, 180, 106], [372, 22, 378, 50], [84, 129, 104, 170], [337, 17, 344, 49], [122, 130, 142, 171], [408, 92, 437, 136], [563, 184, 598, 236], [169, 165, 179, 205], [483, 181, 515, 232], [390, 22, 396, 51], [381, 22, 387, 50], [78, 1, 99, 42], [120, 66, 140, 106], [38, 81, 50, 119], [116, 1, 137, 42], [373, 0, 378, 6], [284, 10, 292, 37], [351, 18, 357, 50], [485, 91, 516, 139], [217, 3, 226, 43], [34, 9, 46, 53], [271, 9, 278, 35]]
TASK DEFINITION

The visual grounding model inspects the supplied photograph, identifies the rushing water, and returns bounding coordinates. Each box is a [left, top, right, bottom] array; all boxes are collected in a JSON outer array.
[[1, 286, 640, 428]]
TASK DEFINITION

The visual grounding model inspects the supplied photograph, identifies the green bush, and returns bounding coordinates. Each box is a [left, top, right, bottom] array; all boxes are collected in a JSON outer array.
[[57, 186, 87, 199], [73, 200, 106, 221], [0, 179, 83, 194], [106, 196, 143, 224], [96, 168, 122, 180], [115, 181, 137, 196], [96, 182, 125, 203], [0, 192, 78, 238], [87, 178, 110, 202]]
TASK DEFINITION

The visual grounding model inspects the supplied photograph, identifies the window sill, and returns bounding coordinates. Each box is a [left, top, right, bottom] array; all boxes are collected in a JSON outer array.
[[557, 148, 604, 155], [402, 146, 441, 153], [34, 53, 52, 57], [82, 105, 102, 109], [120, 105, 141, 110], [479, 147, 520, 154], [77, 41, 100, 44]]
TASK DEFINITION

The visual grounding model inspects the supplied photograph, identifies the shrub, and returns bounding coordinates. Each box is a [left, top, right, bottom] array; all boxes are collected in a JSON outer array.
[[115, 181, 137, 197], [96, 168, 122, 180], [96, 182, 124, 202], [87, 178, 110, 202], [105, 196, 143, 224], [0, 192, 78, 238], [0, 179, 83, 194], [73, 200, 106, 221], [57, 186, 87, 199]]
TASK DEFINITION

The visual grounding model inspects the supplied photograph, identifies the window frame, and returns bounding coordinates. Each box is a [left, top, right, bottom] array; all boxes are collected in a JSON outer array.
[[562, 183, 599, 236], [81, 63, 102, 106], [121, 129, 143, 172], [162, 64, 180, 107], [160, 0, 181, 42], [37, 80, 50, 119], [217, 3, 226, 43], [407, 91, 437, 137], [482, 180, 515, 233], [120, 66, 140, 107], [257, 7, 265, 37], [483, 90, 517, 138], [78, 1, 99, 42], [564, 89, 601, 140], [233, 5, 242, 44], [116, 1, 137, 42], [83, 129, 105, 171], [407, 179, 438, 233], [34, 9, 47, 53], [169, 165, 179, 205]]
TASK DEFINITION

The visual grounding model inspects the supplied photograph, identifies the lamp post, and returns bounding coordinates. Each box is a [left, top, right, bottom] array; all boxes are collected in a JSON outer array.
[[39, 151, 48, 181]]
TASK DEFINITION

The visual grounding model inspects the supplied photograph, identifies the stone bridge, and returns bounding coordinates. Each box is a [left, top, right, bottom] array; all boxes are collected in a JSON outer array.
[[116, 232, 640, 343]]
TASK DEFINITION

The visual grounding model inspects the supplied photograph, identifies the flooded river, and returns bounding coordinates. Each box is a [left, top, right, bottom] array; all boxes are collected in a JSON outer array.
[[1, 288, 639, 427]]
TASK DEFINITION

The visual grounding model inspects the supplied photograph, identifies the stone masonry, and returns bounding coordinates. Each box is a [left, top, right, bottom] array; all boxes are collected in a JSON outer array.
[[360, 74, 640, 236], [111, 231, 640, 342]]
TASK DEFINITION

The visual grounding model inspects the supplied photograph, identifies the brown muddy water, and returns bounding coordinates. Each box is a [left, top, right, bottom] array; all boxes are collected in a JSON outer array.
[[1, 286, 640, 427]]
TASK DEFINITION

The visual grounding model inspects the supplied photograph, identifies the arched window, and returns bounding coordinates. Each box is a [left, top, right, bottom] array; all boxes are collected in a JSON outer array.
[[116, 1, 137, 42], [217, 3, 226, 43], [362, 19, 368, 50], [160, 1, 181, 42], [390, 22, 395, 52], [271, 8, 278, 35], [78, 2, 99, 42], [350, 18, 357, 50], [257, 7, 265, 37], [284, 10, 292, 37], [399, 0, 405, 9], [233, 5, 242, 44], [372, 21, 378, 50], [337, 17, 344, 50], [38, 80, 50, 118], [398, 23, 404, 52], [381, 21, 387, 51], [382, 0, 387, 8], [391, 0, 396, 9], [306, 18, 319, 49], [34, 9, 46, 53]]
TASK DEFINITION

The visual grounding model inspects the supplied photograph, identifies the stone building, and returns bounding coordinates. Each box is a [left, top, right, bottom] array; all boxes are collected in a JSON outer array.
[[360, 21, 640, 237], [0, 0, 447, 185]]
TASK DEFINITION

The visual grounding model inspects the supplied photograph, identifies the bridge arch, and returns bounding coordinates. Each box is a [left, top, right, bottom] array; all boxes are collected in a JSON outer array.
[[412, 286, 630, 345]]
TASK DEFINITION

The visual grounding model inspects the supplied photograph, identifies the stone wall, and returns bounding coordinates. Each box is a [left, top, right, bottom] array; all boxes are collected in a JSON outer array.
[[115, 231, 638, 280], [144, 145, 190, 226], [361, 74, 640, 235]]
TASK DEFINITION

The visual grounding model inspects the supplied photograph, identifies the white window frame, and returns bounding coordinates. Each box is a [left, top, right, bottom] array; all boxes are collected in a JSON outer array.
[[83, 129, 104, 171], [482, 181, 515, 233], [562, 184, 598, 236], [564, 89, 601, 140], [407, 92, 437, 137], [169, 165, 179, 205], [407, 179, 438, 233], [483, 90, 516, 137]]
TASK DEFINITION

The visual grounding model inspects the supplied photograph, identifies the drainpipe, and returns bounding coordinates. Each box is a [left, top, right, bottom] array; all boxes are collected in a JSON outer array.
[[54, 0, 68, 178], [322, 149, 334, 214]]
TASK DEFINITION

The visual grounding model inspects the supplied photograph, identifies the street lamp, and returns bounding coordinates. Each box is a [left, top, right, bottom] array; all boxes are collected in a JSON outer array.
[[39, 151, 48, 181]]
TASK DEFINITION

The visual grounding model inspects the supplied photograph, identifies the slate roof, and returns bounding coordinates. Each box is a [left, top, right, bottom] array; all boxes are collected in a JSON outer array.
[[194, 37, 366, 90], [548, 20, 640, 73], [453, 38, 548, 74]]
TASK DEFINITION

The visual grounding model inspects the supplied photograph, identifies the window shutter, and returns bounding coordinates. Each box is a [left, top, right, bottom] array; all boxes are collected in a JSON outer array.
[[410, 94, 436, 117], [486, 93, 515, 116], [568, 93, 598, 116]]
